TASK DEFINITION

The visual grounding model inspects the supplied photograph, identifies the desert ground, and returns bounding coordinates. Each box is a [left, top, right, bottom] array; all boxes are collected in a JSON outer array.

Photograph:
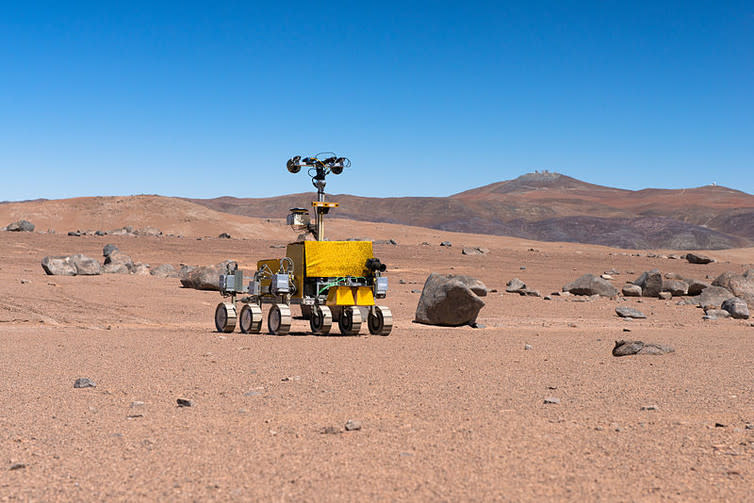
[[1, 197, 753, 501]]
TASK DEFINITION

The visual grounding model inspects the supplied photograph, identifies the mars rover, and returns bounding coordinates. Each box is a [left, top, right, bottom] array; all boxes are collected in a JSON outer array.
[[213, 153, 392, 336]]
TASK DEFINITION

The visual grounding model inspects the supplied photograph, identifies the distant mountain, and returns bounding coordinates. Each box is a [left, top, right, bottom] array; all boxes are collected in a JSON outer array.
[[187, 172, 754, 250]]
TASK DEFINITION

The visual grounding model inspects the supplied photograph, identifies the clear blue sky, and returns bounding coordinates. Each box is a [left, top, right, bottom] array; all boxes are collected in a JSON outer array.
[[1, 1, 752, 201]]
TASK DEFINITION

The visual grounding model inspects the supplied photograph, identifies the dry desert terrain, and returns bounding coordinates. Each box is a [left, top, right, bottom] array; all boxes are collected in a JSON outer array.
[[1, 196, 753, 501]]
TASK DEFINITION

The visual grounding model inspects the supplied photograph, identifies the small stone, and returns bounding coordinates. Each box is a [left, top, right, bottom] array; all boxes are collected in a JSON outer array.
[[176, 398, 194, 407], [399, 279, 407, 284], [543, 397, 560, 405], [687, 253, 713, 264], [270, 244, 286, 249], [506, 278, 526, 292], [641, 405, 658, 411], [658, 291, 672, 300], [102, 244, 119, 258], [9, 463, 26, 471], [321, 426, 340, 435], [543, 295, 552, 300], [715, 422, 726, 428], [344, 420, 362, 431], [130, 401, 145, 407], [73, 378, 96, 389], [243, 391, 261, 397], [20, 279, 30, 284], [601, 274, 613, 280], [622, 328, 631, 332], [440, 241, 452, 247], [524, 344, 533, 350], [218, 232, 231, 239], [745, 424, 754, 430], [615, 306, 646, 319], [520, 266, 526, 270]]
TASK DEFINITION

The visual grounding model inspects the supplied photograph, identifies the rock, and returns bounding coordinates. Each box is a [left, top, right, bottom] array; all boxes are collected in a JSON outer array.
[[102, 244, 119, 258], [522, 289, 541, 297], [612, 340, 675, 357], [70, 254, 101, 276], [721, 297, 750, 319], [506, 278, 526, 292], [641, 405, 659, 411], [180, 260, 238, 291], [108, 226, 136, 236], [687, 280, 710, 296], [150, 263, 178, 278], [712, 271, 754, 306], [74, 378, 96, 388], [543, 397, 560, 405], [633, 270, 663, 297], [615, 306, 646, 319], [687, 253, 713, 264], [9, 463, 27, 471], [524, 344, 533, 350], [41, 256, 76, 276], [176, 398, 193, 407], [704, 309, 731, 320], [440, 241, 452, 247], [102, 263, 130, 274], [699, 286, 735, 309], [344, 420, 362, 431], [218, 232, 231, 239], [67, 230, 81, 236], [462, 247, 488, 255], [414, 273, 485, 327], [136, 226, 162, 237], [562, 274, 618, 297], [5, 220, 34, 232], [663, 279, 688, 296], [104, 251, 135, 272], [374, 239, 397, 245], [444, 274, 488, 297], [132, 263, 151, 276], [621, 284, 642, 297], [269, 244, 286, 249], [601, 274, 613, 280], [658, 291, 672, 300]]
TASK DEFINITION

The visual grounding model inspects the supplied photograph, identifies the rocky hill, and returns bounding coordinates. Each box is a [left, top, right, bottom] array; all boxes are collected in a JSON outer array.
[[188, 172, 754, 250]]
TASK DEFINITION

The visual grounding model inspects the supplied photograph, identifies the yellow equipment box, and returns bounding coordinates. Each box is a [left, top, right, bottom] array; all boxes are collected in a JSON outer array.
[[303, 240, 374, 278]]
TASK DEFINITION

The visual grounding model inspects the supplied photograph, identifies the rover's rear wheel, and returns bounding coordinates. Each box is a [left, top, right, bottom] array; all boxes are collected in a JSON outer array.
[[368, 306, 393, 336], [215, 302, 237, 333], [268, 304, 291, 335], [309, 305, 332, 335], [239, 303, 263, 334], [338, 306, 362, 335]]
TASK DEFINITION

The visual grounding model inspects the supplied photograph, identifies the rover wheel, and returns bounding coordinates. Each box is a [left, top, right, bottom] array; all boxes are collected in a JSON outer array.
[[368, 306, 393, 336], [338, 306, 362, 336], [309, 305, 332, 335], [268, 304, 291, 335], [239, 303, 263, 334], [215, 302, 237, 333]]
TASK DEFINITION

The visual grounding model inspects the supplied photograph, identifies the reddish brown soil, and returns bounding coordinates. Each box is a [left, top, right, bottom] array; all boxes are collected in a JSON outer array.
[[1, 198, 753, 501]]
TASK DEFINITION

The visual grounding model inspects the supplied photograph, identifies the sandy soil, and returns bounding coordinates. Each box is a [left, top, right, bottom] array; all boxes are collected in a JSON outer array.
[[1, 204, 753, 501]]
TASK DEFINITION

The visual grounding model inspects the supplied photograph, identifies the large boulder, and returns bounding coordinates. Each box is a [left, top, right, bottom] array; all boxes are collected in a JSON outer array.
[[698, 286, 735, 309], [633, 270, 663, 297], [446, 274, 488, 297], [70, 254, 101, 275], [712, 271, 754, 306], [104, 251, 135, 272], [180, 260, 238, 291], [41, 256, 76, 276], [414, 273, 485, 326], [6, 220, 35, 232], [562, 274, 618, 297], [721, 297, 750, 319]]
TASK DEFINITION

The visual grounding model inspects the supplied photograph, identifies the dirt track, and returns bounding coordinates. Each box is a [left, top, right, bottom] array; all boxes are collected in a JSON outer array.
[[1, 219, 753, 501]]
